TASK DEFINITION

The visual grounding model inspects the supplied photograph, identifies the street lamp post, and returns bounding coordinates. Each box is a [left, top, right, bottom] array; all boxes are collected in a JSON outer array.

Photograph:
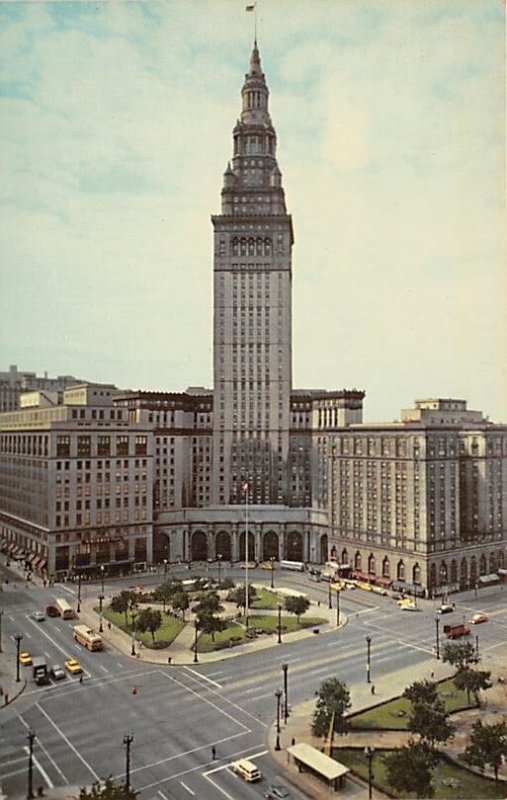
[[131, 610, 137, 657], [435, 615, 440, 659], [163, 559, 168, 581], [336, 588, 340, 627], [123, 732, 134, 794], [14, 633, 23, 682], [366, 635, 372, 684], [282, 663, 289, 723], [475, 635, 480, 661], [275, 689, 282, 751], [364, 746, 375, 800], [193, 619, 199, 663], [277, 603, 282, 644], [99, 564, 105, 633], [328, 580, 332, 610], [76, 570, 82, 613], [26, 729, 36, 800], [270, 557, 275, 589], [217, 554, 222, 584]]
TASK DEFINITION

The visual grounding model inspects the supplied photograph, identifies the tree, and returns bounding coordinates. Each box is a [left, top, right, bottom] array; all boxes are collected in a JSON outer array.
[[312, 678, 351, 738], [193, 591, 223, 617], [464, 719, 507, 781], [454, 668, 491, 705], [408, 697, 455, 748], [403, 680, 438, 707], [227, 584, 257, 611], [384, 742, 435, 799], [284, 595, 311, 623], [79, 777, 139, 800], [441, 641, 478, 671], [110, 590, 136, 628], [197, 611, 227, 642], [171, 591, 189, 621], [136, 607, 162, 642]]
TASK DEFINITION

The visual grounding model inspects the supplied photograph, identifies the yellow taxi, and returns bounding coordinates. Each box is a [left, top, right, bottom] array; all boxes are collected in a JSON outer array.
[[64, 658, 83, 675], [19, 652, 32, 666]]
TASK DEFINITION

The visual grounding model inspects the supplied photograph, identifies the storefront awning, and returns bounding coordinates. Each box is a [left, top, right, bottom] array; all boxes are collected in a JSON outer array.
[[478, 573, 500, 585]]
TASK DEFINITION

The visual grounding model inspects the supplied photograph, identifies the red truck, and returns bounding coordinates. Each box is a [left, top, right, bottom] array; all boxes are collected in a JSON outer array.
[[443, 623, 471, 639]]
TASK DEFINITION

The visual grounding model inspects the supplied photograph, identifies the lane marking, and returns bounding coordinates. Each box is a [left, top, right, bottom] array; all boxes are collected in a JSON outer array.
[[36, 703, 100, 781], [202, 773, 235, 799], [32, 734, 68, 783], [129, 732, 247, 777], [183, 666, 222, 688], [100, 665, 110, 673], [180, 782, 195, 795], [22, 748, 54, 789], [24, 617, 72, 658], [157, 792, 168, 800]]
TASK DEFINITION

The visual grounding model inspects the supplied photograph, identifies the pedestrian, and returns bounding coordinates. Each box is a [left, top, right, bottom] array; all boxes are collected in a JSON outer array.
[[107, 621, 111, 631], [212, 746, 216, 760], [371, 684, 375, 695], [79, 674, 83, 684]]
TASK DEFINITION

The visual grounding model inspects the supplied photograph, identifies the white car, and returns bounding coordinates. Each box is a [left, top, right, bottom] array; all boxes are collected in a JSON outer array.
[[32, 611, 46, 622]]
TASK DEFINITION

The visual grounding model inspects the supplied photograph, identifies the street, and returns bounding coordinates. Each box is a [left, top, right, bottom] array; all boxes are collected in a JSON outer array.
[[1, 563, 506, 799]]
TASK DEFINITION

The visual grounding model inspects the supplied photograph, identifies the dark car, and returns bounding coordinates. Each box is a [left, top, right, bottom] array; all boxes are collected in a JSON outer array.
[[265, 786, 292, 799]]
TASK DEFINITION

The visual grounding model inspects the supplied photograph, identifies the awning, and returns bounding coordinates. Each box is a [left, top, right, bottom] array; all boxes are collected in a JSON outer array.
[[288, 743, 350, 781], [374, 576, 392, 587], [498, 569, 507, 576], [478, 573, 500, 585], [352, 571, 370, 582]]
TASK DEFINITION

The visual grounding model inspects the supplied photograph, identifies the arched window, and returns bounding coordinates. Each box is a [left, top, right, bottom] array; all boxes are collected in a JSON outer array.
[[264, 237, 272, 256], [368, 554, 375, 575], [460, 558, 468, 589], [470, 556, 477, 583], [429, 563, 437, 588], [397, 560, 405, 581], [231, 237, 239, 256], [354, 551, 362, 571], [256, 237, 264, 256], [489, 552, 497, 573], [479, 554, 487, 575], [440, 562, 448, 584], [382, 557, 390, 577], [240, 238, 247, 256], [413, 563, 421, 585], [341, 548, 348, 565], [450, 559, 458, 584], [248, 238, 255, 255]]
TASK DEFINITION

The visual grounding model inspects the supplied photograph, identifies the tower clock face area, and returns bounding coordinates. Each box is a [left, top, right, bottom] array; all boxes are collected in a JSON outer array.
[[211, 44, 293, 507]]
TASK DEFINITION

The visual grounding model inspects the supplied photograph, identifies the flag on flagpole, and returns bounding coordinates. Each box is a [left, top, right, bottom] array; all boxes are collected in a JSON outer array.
[[242, 480, 249, 492], [245, 4, 256, 11]]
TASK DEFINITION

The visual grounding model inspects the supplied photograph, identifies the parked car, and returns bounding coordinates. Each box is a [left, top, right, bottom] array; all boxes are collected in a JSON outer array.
[[19, 652, 33, 665], [32, 611, 46, 622], [64, 658, 82, 675], [400, 603, 421, 612], [437, 604, 454, 614], [50, 665, 66, 680], [469, 613, 488, 624]]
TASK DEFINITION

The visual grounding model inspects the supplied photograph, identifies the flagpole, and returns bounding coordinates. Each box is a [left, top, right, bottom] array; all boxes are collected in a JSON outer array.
[[245, 482, 249, 629]]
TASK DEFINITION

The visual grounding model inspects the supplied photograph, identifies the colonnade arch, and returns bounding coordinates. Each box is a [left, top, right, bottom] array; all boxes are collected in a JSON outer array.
[[191, 530, 208, 561], [262, 530, 279, 560], [216, 530, 231, 561], [285, 531, 303, 561]]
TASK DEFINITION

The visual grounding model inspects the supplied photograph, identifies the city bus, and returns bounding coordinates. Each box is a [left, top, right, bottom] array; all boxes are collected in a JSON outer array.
[[73, 624, 103, 651], [55, 598, 75, 620], [279, 560, 305, 572]]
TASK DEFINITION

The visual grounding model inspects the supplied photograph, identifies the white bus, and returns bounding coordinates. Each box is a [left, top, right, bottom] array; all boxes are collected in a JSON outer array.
[[279, 560, 305, 572], [55, 598, 75, 620]]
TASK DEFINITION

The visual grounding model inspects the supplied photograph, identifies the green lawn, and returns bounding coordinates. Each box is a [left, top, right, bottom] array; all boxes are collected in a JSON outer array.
[[250, 587, 282, 609], [102, 605, 184, 648], [349, 679, 475, 729], [198, 613, 327, 651], [335, 748, 506, 799]]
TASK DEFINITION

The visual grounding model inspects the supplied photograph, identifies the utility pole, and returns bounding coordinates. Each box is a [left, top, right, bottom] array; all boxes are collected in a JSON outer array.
[[77, 571, 82, 613], [336, 588, 340, 626], [123, 732, 134, 794], [0, 609, 3, 653], [366, 635, 372, 684], [275, 689, 282, 751], [277, 604, 282, 644]]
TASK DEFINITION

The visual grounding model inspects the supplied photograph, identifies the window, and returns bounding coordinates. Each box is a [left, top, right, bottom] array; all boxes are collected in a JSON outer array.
[[56, 436, 70, 458], [98, 436, 111, 457], [117, 436, 129, 456], [77, 436, 91, 457]]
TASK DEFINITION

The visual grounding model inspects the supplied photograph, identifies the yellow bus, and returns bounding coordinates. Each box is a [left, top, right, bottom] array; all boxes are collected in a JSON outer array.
[[73, 624, 103, 651], [55, 598, 75, 620]]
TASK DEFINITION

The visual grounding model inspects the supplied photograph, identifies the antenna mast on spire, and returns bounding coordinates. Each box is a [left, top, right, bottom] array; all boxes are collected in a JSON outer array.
[[245, 2, 258, 42]]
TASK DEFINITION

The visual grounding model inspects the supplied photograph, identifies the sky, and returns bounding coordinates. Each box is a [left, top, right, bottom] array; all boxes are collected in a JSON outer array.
[[1, 0, 505, 423]]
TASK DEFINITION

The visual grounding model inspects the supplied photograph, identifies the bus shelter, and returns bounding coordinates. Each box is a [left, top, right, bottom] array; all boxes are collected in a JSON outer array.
[[287, 743, 350, 792]]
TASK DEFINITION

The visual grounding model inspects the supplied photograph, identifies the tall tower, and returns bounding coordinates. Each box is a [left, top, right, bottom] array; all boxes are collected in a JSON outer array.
[[212, 43, 294, 506]]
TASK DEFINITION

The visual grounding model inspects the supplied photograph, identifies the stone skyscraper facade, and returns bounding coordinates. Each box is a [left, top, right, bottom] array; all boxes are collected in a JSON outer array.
[[211, 43, 293, 507]]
